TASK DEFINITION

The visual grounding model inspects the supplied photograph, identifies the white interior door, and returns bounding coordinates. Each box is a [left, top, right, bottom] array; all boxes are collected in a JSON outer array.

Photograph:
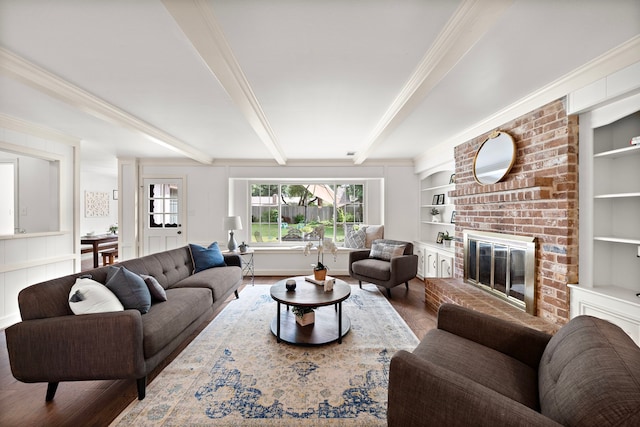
[[142, 178, 186, 255]]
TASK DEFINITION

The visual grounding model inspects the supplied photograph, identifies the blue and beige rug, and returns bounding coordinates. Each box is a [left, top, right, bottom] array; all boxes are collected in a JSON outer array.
[[110, 284, 419, 426]]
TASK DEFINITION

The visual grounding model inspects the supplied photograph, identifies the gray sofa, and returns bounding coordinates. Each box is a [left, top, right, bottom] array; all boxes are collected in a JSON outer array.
[[5, 246, 242, 402], [388, 303, 640, 426]]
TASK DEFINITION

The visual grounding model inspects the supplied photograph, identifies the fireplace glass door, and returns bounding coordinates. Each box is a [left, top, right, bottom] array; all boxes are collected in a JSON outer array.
[[464, 230, 536, 314]]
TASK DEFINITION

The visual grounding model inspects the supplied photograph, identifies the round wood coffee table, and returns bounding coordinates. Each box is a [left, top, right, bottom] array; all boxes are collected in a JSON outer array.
[[270, 276, 351, 345]]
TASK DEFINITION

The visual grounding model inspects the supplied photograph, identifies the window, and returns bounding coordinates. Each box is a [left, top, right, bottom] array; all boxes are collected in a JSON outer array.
[[148, 183, 179, 228], [250, 182, 364, 244]]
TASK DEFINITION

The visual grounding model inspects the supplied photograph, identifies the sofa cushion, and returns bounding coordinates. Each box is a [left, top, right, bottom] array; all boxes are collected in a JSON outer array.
[[538, 315, 640, 426], [140, 274, 168, 302], [369, 241, 406, 261], [170, 265, 242, 302], [351, 258, 391, 281], [189, 242, 226, 273], [68, 277, 124, 315], [344, 225, 367, 249], [141, 287, 213, 358], [106, 266, 152, 314], [414, 328, 541, 410], [363, 225, 384, 248]]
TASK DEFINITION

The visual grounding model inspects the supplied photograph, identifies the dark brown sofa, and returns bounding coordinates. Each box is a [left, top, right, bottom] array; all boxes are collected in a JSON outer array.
[[388, 303, 640, 426], [5, 246, 242, 402]]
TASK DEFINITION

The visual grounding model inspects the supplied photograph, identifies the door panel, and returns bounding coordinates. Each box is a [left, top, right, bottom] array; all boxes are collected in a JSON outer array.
[[142, 178, 185, 255]]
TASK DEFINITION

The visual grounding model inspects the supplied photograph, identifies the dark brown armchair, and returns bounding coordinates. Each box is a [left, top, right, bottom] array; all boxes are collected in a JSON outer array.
[[348, 239, 418, 297]]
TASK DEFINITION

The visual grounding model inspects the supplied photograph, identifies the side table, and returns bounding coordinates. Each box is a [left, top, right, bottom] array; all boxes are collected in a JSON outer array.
[[236, 249, 255, 285]]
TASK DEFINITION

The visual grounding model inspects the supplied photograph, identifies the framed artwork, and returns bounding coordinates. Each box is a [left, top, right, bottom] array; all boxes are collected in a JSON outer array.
[[436, 232, 445, 244], [451, 211, 457, 224], [449, 174, 456, 184], [437, 194, 445, 205], [432, 195, 439, 205], [85, 191, 109, 217]]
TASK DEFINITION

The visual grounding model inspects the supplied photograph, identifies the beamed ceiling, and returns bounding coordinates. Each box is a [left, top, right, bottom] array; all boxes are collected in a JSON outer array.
[[0, 0, 639, 173]]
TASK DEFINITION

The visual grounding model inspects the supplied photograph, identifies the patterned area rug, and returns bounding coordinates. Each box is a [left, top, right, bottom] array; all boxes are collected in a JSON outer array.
[[111, 284, 419, 426]]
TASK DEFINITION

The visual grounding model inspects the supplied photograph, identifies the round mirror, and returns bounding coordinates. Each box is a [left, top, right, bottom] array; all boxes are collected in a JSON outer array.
[[473, 130, 516, 184]]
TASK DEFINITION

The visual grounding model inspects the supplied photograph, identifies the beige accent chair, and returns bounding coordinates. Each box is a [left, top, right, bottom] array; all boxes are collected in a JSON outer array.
[[348, 239, 418, 297]]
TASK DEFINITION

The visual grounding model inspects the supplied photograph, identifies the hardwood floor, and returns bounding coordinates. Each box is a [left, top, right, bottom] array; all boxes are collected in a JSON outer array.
[[0, 276, 434, 427]]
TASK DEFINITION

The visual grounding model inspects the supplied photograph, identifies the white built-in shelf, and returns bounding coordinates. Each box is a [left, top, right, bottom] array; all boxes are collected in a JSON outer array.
[[421, 221, 455, 226], [421, 183, 455, 192], [579, 285, 640, 307], [594, 144, 640, 159], [594, 236, 640, 245], [423, 241, 455, 253], [594, 192, 640, 199], [421, 203, 455, 208]]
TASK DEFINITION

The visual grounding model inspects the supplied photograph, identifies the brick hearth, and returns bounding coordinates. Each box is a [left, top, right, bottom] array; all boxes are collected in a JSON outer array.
[[425, 278, 560, 335]]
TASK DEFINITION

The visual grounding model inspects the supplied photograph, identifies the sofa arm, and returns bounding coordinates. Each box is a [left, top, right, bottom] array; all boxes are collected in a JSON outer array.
[[348, 250, 370, 275], [388, 350, 562, 427], [5, 311, 145, 383], [436, 304, 552, 369], [223, 253, 242, 268], [389, 254, 419, 283]]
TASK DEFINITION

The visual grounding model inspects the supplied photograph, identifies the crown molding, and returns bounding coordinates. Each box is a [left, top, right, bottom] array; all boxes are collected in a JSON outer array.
[[413, 35, 640, 173], [354, 0, 513, 164], [162, 0, 287, 165], [0, 47, 213, 165], [0, 113, 80, 146]]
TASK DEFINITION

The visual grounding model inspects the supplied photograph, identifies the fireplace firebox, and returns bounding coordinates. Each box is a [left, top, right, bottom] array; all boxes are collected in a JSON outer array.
[[463, 230, 536, 314]]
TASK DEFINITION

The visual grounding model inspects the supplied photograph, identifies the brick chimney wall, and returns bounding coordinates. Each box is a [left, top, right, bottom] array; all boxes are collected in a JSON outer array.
[[449, 98, 579, 325]]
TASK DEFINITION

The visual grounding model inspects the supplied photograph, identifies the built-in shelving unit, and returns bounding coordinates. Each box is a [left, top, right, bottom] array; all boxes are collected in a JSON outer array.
[[571, 93, 640, 345], [416, 169, 455, 279], [419, 171, 455, 245]]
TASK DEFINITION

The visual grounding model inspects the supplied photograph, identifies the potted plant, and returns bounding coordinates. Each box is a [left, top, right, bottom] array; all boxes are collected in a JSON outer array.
[[431, 207, 440, 223], [108, 223, 118, 235], [292, 306, 316, 326], [442, 231, 454, 247], [303, 224, 337, 280]]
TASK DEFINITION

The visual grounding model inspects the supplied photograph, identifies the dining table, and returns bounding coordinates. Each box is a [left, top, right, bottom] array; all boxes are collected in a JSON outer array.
[[81, 234, 118, 268]]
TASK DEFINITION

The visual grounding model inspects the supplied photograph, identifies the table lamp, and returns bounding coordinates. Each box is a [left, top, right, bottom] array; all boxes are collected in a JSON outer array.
[[224, 216, 242, 252]]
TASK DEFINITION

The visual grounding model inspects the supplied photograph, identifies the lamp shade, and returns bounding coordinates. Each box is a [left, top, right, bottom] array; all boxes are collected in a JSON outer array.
[[224, 216, 242, 231]]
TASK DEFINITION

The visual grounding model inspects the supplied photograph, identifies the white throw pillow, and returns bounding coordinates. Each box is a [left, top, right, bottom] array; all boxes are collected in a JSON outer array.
[[68, 277, 124, 315], [363, 225, 384, 248]]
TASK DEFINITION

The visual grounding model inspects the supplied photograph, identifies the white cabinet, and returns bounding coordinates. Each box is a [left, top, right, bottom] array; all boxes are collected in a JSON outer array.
[[572, 82, 640, 344], [416, 244, 453, 279]]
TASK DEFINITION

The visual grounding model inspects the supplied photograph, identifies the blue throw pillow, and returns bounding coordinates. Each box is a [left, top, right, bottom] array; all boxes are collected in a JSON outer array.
[[189, 242, 226, 273], [105, 266, 152, 314]]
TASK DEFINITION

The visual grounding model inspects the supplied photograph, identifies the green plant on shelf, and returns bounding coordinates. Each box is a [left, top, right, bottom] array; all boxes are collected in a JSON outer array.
[[442, 231, 453, 240], [291, 306, 316, 317], [430, 207, 440, 215]]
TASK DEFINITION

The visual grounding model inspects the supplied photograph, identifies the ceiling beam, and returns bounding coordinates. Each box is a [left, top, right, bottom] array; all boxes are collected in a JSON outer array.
[[162, 0, 287, 165], [354, 0, 513, 164], [0, 47, 214, 164]]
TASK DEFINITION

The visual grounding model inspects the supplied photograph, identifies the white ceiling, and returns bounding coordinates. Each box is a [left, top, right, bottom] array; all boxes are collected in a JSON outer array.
[[0, 0, 639, 172]]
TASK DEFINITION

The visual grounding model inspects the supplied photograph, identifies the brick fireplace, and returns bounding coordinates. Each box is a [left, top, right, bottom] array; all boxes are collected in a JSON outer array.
[[426, 98, 579, 326]]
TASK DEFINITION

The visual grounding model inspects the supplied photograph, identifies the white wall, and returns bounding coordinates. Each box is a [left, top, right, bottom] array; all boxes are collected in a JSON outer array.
[[130, 161, 419, 275], [0, 118, 79, 329], [80, 170, 118, 236]]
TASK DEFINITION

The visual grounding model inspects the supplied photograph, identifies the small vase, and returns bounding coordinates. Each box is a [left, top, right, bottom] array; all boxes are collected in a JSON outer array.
[[314, 269, 327, 281], [296, 311, 315, 326]]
